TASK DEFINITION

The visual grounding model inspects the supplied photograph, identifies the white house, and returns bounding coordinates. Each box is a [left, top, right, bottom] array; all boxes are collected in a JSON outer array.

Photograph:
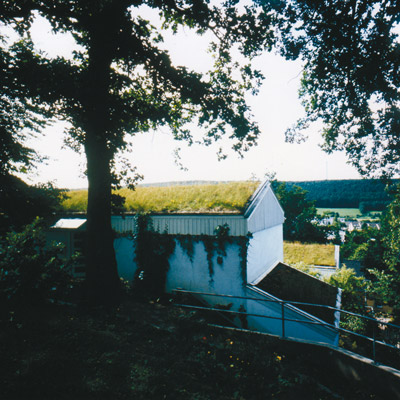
[[48, 180, 340, 346]]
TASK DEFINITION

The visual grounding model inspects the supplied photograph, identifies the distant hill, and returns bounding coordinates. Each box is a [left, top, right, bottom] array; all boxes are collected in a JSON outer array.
[[282, 179, 396, 210]]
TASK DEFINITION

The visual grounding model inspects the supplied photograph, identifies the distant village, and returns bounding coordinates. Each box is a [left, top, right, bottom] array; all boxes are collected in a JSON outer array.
[[318, 215, 380, 242]]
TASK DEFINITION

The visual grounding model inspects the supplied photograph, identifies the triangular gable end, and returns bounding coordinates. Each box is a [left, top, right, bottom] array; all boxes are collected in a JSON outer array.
[[244, 181, 285, 233]]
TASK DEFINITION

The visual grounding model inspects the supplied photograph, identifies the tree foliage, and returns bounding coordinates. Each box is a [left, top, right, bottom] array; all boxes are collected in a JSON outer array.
[[0, 8, 68, 232], [0, 175, 65, 234], [284, 179, 393, 210], [279, 0, 400, 177], [341, 226, 386, 271], [0, 36, 49, 177], [272, 182, 327, 243], [0, 1, 281, 305], [338, 191, 400, 318], [325, 266, 368, 333]]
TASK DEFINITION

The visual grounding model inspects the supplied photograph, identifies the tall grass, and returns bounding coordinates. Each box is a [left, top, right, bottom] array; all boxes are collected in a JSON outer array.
[[284, 241, 336, 266], [62, 181, 260, 213], [61, 190, 88, 212]]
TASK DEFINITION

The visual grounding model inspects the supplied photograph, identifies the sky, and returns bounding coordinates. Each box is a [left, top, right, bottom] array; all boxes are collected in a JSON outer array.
[[19, 7, 361, 189]]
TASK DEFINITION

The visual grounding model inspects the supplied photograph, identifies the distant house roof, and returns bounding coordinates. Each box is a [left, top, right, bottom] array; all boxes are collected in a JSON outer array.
[[51, 218, 86, 230]]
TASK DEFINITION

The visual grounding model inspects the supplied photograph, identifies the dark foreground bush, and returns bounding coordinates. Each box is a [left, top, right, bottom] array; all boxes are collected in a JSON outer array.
[[0, 218, 72, 306]]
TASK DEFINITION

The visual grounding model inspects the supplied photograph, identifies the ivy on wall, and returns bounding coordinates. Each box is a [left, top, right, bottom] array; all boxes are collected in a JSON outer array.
[[238, 233, 253, 287], [173, 224, 232, 283], [175, 224, 251, 286], [131, 215, 252, 296], [132, 214, 175, 298]]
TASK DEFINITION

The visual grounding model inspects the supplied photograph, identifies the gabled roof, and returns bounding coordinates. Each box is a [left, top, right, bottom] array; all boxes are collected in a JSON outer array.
[[244, 180, 284, 218], [245, 181, 285, 231]]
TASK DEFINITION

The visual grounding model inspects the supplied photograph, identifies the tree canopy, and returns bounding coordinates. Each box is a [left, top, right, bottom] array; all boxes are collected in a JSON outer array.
[[0, 1, 281, 305], [0, 22, 65, 231], [279, 0, 400, 177], [272, 182, 327, 243], [5, 1, 400, 306]]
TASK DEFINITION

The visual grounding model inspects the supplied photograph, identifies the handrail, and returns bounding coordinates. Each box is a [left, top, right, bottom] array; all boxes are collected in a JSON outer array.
[[174, 288, 400, 331], [172, 288, 400, 366]]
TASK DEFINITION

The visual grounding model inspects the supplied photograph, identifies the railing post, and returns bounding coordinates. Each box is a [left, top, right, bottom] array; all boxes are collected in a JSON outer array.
[[281, 301, 285, 338], [373, 323, 376, 364]]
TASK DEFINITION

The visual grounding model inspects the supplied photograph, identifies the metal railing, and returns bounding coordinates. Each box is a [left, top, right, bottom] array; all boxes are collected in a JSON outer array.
[[172, 288, 400, 368]]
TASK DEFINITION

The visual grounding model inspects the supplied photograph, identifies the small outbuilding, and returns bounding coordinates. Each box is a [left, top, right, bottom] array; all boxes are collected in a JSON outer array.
[[48, 180, 340, 346], [47, 218, 86, 277]]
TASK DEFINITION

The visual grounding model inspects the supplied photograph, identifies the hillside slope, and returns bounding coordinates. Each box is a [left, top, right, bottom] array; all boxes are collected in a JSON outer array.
[[284, 179, 395, 209], [1, 300, 396, 399]]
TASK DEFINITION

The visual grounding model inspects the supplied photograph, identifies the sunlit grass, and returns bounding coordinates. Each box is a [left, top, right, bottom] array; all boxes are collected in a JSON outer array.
[[61, 181, 260, 213], [317, 208, 361, 218], [284, 241, 336, 266], [61, 190, 88, 212]]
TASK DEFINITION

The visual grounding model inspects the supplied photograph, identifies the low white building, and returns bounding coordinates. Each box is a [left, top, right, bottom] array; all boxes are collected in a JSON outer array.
[[112, 180, 284, 284], [48, 181, 340, 346]]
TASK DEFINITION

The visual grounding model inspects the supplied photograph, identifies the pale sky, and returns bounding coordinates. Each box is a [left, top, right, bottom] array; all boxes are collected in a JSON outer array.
[[19, 7, 361, 189]]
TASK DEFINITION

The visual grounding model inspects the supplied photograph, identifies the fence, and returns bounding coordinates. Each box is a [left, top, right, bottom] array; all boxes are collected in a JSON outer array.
[[172, 288, 400, 368]]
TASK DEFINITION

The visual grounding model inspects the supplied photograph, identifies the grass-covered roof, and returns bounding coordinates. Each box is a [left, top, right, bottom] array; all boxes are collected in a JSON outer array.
[[62, 181, 260, 214], [284, 242, 336, 267]]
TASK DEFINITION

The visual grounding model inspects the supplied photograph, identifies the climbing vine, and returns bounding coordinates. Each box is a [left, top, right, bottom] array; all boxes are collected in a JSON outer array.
[[132, 216, 252, 295], [132, 213, 175, 298], [176, 235, 195, 263], [238, 232, 253, 287], [174, 224, 233, 282]]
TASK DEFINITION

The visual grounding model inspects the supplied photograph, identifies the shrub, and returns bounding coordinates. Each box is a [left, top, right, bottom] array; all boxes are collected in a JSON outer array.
[[290, 261, 321, 278], [324, 266, 367, 334], [0, 218, 72, 306]]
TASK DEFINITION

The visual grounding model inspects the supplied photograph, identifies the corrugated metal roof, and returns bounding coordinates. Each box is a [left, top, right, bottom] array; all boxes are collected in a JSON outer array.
[[111, 215, 247, 236]]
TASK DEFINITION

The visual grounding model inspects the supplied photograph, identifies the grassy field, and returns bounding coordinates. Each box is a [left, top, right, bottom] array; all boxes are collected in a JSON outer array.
[[61, 181, 260, 213], [284, 241, 336, 266], [317, 208, 382, 219], [317, 208, 361, 218]]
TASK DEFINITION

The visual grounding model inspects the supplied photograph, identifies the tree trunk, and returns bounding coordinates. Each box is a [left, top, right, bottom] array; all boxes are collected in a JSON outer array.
[[84, 134, 121, 306], [82, 16, 122, 306]]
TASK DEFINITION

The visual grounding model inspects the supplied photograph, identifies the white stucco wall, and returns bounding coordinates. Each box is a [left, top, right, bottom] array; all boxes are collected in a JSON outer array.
[[166, 240, 245, 295], [115, 236, 247, 322], [166, 240, 247, 326], [245, 185, 285, 233], [115, 237, 246, 299], [246, 224, 284, 284], [114, 237, 137, 281]]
